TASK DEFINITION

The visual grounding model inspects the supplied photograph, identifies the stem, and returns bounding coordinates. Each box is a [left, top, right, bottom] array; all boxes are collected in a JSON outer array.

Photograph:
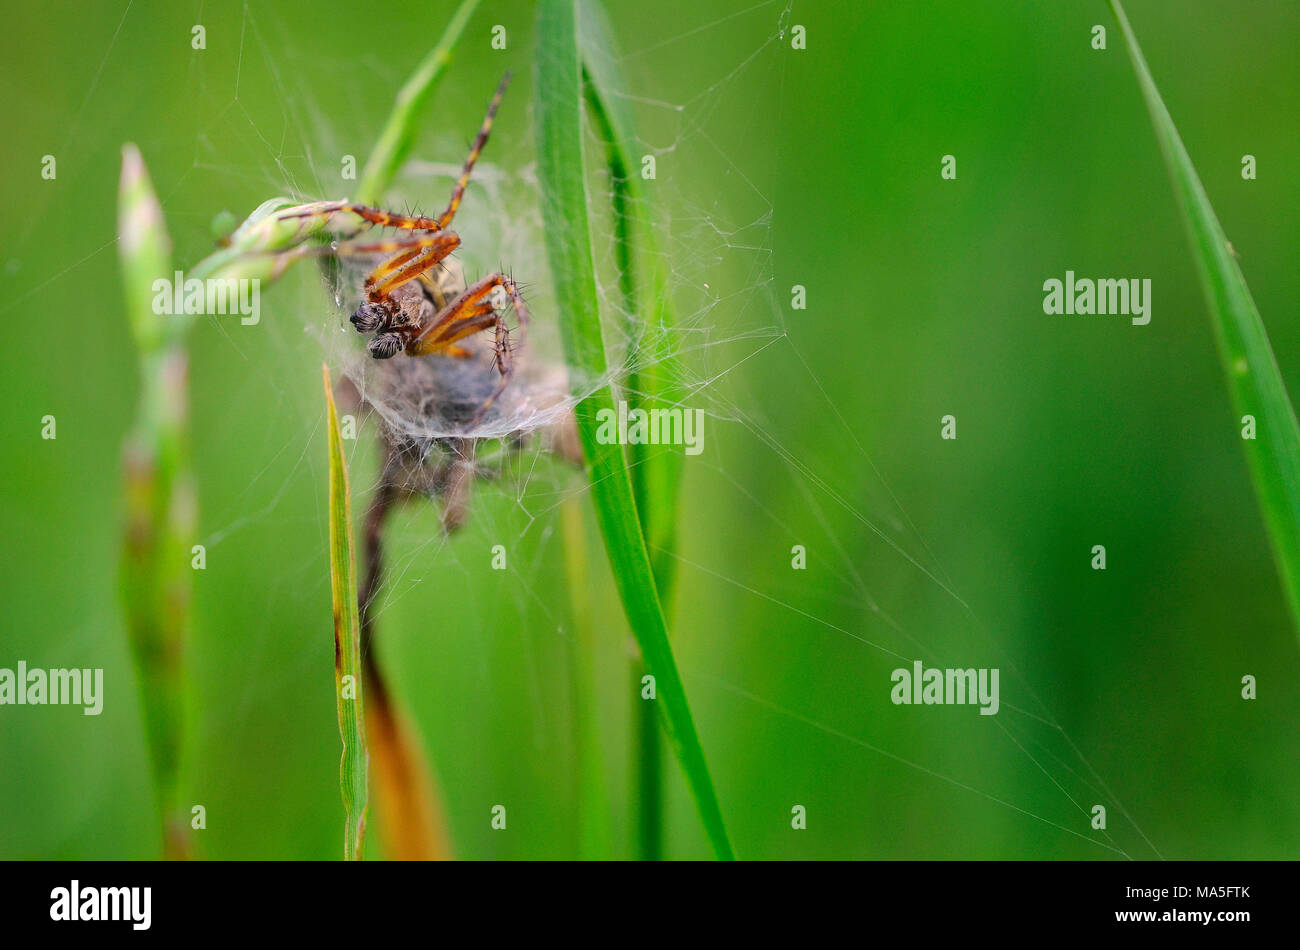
[[580, 0, 689, 859], [117, 144, 195, 859]]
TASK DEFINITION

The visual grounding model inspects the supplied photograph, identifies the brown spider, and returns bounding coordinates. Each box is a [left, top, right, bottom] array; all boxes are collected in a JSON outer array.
[[286, 71, 527, 425]]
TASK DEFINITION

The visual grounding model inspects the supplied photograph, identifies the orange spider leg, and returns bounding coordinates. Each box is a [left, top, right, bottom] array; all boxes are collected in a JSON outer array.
[[281, 202, 445, 231], [246, 230, 453, 282], [279, 70, 510, 237], [406, 272, 530, 425], [363, 245, 433, 292], [338, 234, 453, 257], [408, 303, 498, 356], [413, 272, 529, 351], [367, 232, 462, 300], [348, 232, 461, 338], [432, 71, 511, 231]]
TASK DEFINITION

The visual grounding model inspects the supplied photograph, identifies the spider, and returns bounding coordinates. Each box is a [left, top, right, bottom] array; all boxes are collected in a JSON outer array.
[[283, 71, 527, 425]]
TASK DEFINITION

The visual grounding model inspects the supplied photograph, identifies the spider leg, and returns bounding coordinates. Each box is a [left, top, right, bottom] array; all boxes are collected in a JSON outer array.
[[211, 72, 510, 300], [432, 71, 511, 232], [280, 201, 445, 232], [438, 439, 476, 532], [364, 232, 462, 300], [405, 272, 529, 426], [336, 230, 462, 335], [411, 272, 530, 353], [408, 303, 497, 354], [218, 229, 449, 270], [469, 324, 516, 427], [339, 235, 452, 257], [227, 230, 455, 325], [279, 71, 510, 239]]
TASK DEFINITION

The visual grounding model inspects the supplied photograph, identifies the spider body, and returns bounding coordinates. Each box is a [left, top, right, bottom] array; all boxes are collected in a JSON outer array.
[[341, 254, 546, 533], [282, 72, 525, 425]]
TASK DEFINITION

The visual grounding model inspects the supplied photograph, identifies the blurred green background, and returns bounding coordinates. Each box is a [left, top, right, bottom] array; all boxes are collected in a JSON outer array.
[[2, 0, 1298, 859]]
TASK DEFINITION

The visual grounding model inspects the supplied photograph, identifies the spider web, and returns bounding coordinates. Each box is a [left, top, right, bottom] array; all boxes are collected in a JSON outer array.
[[8, 0, 1174, 859]]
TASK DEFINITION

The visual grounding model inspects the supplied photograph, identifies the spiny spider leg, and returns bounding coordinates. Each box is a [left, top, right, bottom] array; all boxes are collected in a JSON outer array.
[[415, 306, 500, 352], [405, 272, 530, 425], [234, 229, 451, 280], [432, 70, 511, 231], [333, 231, 461, 335], [277, 71, 511, 237], [413, 272, 529, 351], [339, 234, 455, 257], [281, 202, 445, 231], [367, 232, 462, 300]]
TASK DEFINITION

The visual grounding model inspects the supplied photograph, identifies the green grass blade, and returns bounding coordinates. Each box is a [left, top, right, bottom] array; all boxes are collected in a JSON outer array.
[[1109, 0, 1300, 636], [534, 0, 734, 859], [323, 364, 370, 860], [355, 0, 481, 204], [580, 0, 687, 592], [117, 144, 196, 859], [578, 0, 686, 860]]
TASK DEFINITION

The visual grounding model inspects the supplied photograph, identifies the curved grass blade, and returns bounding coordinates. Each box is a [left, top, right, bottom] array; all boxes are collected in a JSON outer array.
[[578, 0, 687, 860], [1109, 0, 1300, 636], [323, 364, 370, 860], [579, 0, 687, 589], [534, 0, 734, 859]]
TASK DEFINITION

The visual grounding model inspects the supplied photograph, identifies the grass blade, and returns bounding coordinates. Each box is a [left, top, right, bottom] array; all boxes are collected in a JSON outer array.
[[1109, 0, 1300, 635], [578, 0, 687, 860], [323, 364, 370, 860], [187, 4, 487, 854], [534, 0, 734, 859], [579, 0, 687, 584], [117, 144, 196, 859], [356, 0, 482, 204]]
